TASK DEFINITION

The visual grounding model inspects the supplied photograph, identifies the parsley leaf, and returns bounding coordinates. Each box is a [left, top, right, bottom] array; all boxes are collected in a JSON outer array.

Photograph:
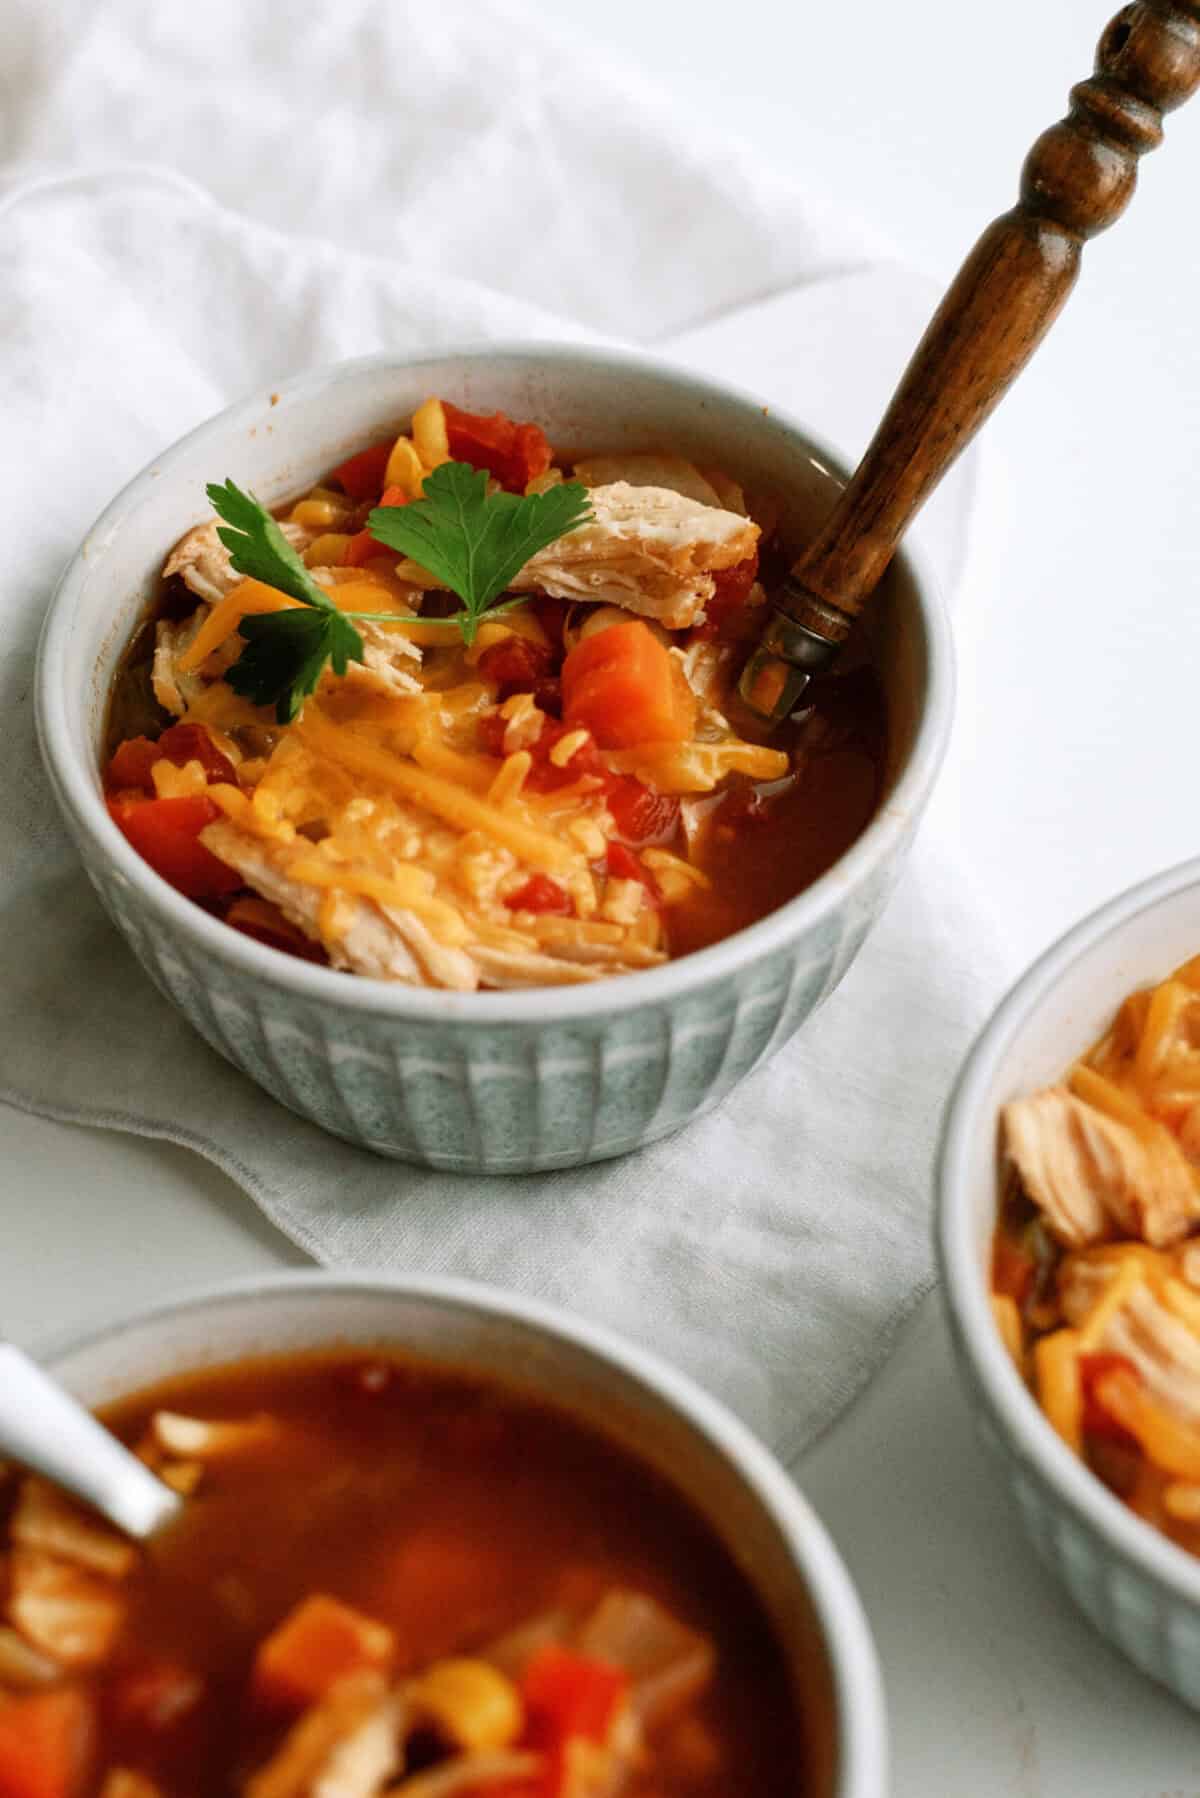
[[367, 462, 592, 645], [207, 478, 365, 723], [225, 606, 362, 724], [205, 461, 591, 720]]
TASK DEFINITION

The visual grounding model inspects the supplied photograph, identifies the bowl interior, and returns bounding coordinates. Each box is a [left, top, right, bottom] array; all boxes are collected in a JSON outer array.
[[45, 1277, 867, 1795], [51, 346, 930, 880]]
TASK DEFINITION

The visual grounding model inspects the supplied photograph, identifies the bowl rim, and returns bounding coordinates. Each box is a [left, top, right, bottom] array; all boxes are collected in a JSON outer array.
[[36, 339, 954, 1024], [37, 1267, 888, 1797], [936, 850, 1200, 1607]]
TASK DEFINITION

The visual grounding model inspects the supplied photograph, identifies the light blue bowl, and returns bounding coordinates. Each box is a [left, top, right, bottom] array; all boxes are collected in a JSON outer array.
[[938, 857, 1200, 1709], [36, 345, 953, 1171]]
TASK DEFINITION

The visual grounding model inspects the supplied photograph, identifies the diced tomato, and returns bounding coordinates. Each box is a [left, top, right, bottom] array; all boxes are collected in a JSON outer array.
[[252, 1595, 396, 1711], [343, 483, 411, 567], [524, 721, 605, 794], [562, 621, 695, 749], [477, 636, 555, 700], [104, 735, 161, 793], [109, 1660, 204, 1736], [505, 876, 574, 916], [105, 723, 235, 794], [991, 1234, 1036, 1308], [330, 441, 394, 502], [604, 775, 680, 845], [606, 841, 663, 904], [0, 1689, 95, 1798], [1081, 1354, 1141, 1445], [443, 402, 552, 493], [692, 550, 760, 640], [521, 1645, 628, 1755], [225, 896, 328, 964], [107, 794, 241, 899]]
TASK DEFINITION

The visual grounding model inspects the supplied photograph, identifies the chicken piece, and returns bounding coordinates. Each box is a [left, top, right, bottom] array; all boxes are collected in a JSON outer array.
[[1101, 1280, 1200, 1424], [200, 819, 478, 990], [152, 612, 207, 717], [164, 518, 314, 606], [571, 454, 724, 509], [10, 1479, 136, 1580], [350, 620, 423, 700], [1002, 1087, 1200, 1248], [7, 1547, 125, 1668], [396, 484, 758, 631], [245, 1672, 403, 1798]]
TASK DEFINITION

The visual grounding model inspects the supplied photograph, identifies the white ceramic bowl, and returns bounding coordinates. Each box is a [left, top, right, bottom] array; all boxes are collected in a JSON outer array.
[[36, 344, 953, 1171], [938, 856, 1200, 1708], [39, 1270, 887, 1795]]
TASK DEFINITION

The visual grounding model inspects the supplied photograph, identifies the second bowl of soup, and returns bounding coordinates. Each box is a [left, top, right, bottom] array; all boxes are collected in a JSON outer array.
[[36, 345, 951, 1169], [6, 1271, 887, 1795]]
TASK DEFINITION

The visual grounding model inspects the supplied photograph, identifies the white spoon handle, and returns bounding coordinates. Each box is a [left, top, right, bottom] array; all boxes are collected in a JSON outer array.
[[0, 1342, 181, 1539]]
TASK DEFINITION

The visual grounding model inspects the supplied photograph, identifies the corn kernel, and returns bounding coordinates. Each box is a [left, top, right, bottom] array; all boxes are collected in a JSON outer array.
[[303, 532, 352, 568], [384, 435, 425, 497], [411, 1657, 523, 1752], [290, 498, 346, 530], [412, 397, 451, 470], [151, 758, 207, 799]]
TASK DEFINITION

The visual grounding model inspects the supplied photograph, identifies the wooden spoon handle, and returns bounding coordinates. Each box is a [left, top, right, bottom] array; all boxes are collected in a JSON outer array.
[[788, 0, 1200, 641]]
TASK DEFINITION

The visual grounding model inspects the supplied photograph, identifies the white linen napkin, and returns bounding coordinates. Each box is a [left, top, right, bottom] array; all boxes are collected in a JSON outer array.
[[0, 0, 1010, 1463]]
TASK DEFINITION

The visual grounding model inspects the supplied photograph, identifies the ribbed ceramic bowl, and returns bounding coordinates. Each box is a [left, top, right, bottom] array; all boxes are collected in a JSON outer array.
[[39, 1270, 887, 1795], [938, 856, 1200, 1709], [35, 345, 952, 1171]]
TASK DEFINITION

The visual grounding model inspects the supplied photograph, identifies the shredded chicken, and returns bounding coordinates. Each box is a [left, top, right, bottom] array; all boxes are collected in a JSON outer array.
[[152, 613, 207, 717], [7, 1547, 125, 1668], [1101, 1281, 1200, 1424], [165, 518, 314, 606], [246, 1673, 402, 1798], [398, 483, 757, 631], [1002, 1087, 1200, 1248]]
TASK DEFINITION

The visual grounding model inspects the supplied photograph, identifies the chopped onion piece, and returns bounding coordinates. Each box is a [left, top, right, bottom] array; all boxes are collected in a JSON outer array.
[[572, 1592, 714, 1732], [8, 1547, 125, 1668], [246, 1672, 400, 1798]]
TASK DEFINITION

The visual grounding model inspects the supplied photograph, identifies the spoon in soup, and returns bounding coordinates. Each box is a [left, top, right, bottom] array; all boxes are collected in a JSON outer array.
[[739, 0, 1200, 723], [0, 1339, 182, 1538]]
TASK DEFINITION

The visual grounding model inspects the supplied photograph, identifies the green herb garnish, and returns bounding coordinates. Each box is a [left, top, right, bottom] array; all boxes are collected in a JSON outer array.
[[209, 463, 591, 722], [367, 462, 592, 646], [207, 479, 364, 723]]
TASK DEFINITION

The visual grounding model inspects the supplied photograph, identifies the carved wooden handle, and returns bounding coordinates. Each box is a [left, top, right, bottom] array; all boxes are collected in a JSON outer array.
[[788, 0, 1200, 639]]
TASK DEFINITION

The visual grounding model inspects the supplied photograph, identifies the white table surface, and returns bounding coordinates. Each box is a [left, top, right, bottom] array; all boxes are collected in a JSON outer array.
[[7, 1, 1200, 1791]]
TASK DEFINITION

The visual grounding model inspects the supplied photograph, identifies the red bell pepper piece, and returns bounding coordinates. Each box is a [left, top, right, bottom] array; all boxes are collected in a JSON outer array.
[[329, 441, 394, 502], [0, 1689, 96, 1798], [443, 402, 552, 493], [108, 794, 241, 899]]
